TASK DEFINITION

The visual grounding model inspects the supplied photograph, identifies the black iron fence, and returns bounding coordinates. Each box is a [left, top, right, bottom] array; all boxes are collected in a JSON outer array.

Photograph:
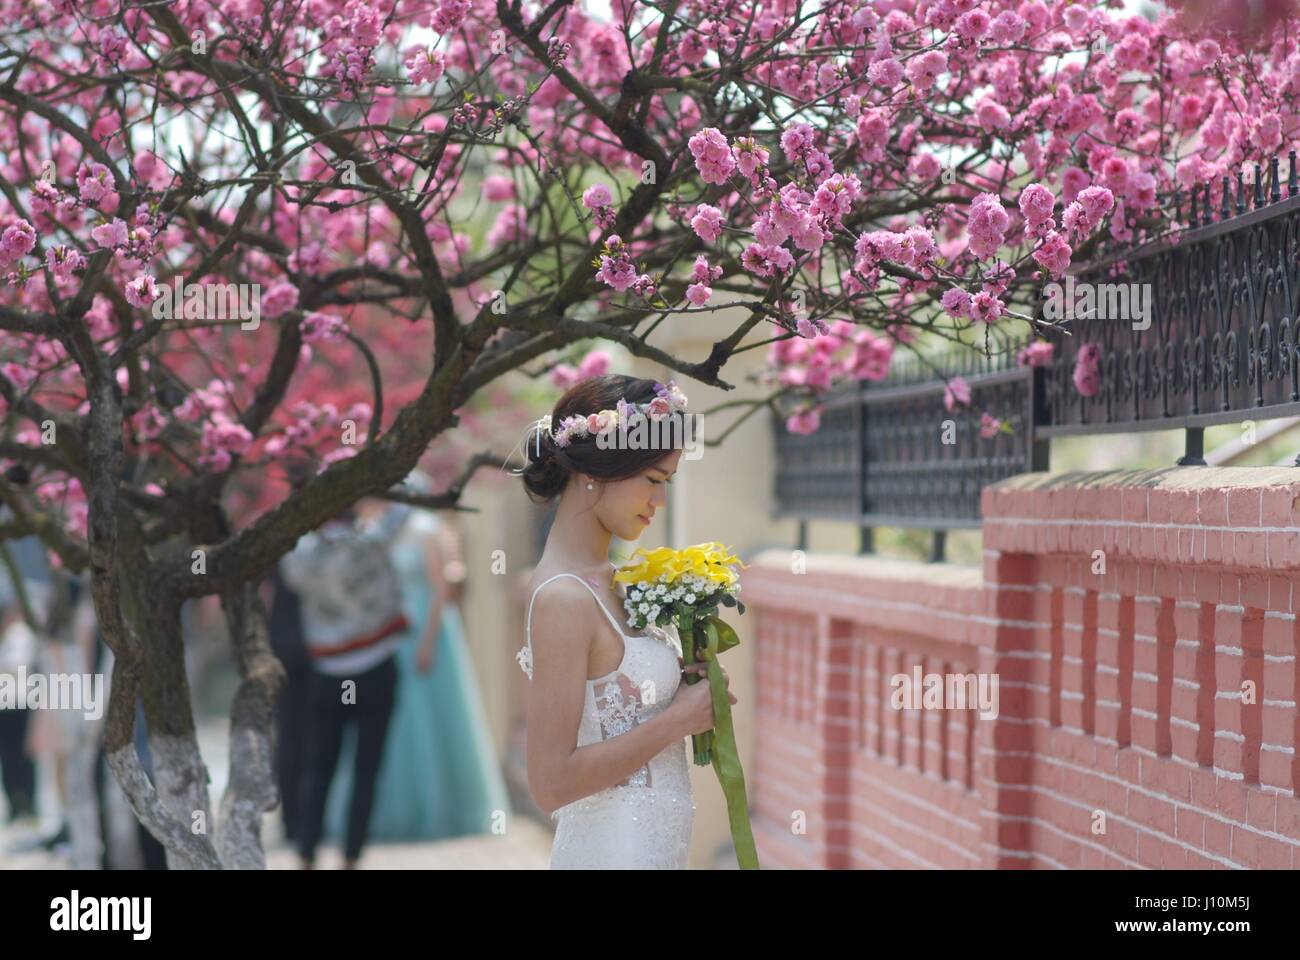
[[774, 151, 1300, 559]]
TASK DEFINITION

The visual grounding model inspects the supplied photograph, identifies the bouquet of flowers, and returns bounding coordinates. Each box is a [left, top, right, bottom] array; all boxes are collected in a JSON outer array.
[[613, 542, 759, 869]]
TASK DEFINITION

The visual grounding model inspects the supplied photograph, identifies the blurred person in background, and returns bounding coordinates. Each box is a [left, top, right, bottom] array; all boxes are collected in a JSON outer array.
[[325, 474, 509, 844], [0, 598, 37, 830], [266, 459, 312, 846], [282, 495, 411, 869]]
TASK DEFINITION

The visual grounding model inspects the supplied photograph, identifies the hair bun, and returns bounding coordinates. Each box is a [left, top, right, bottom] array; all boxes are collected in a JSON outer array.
[[522, 435, 570, 504]]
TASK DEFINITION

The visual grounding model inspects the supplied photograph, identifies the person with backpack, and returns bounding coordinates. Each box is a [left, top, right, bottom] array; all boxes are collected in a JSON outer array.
[[281, 498, 412, 869]]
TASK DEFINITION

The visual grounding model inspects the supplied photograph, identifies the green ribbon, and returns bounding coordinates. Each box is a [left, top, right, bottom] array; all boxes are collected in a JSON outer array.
[[676, 609, 760, 870]]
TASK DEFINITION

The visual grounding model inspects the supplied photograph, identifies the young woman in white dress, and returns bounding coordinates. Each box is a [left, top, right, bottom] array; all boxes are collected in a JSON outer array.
[[514, 374, 735, 869]]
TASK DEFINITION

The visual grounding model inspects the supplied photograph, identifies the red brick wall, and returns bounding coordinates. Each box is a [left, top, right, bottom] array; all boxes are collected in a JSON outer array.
[[744, 469, 1300, 869]]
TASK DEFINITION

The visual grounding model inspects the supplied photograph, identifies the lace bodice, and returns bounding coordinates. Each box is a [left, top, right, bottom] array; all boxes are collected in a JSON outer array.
[[519, 567, 695, 868]]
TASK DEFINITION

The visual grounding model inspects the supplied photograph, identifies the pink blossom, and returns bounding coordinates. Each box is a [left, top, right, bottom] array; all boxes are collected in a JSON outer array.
[[200, 418, 254, 470], [99, 27, 128, 65], [300, 311, 349, 343], [124, 274, 159, 307], [596, 258, 637, 291], [868, 58, 904, 86], [954, 9, 991, 40], [969, 291, 1005, 324], [989, 10, 1027, 43], [1031, 230, 1073, 279], [688, 127, 736, 185], [1061, 166, 1091, 203], [851, 331, 893, 380], [910, 153, 941, 180], [942, 287, 971, 319], [404, 46, 446, 85], [76, 162, 114, 204], [482, 176, 515, 201], [1073, 343, 1102, 397], [691, 254, 722, 284], [30, 181, 60, 214], [685, 283, 711, 306], [979, 413, 1003, 439], [943, 376, 971, 412], [0, 220, 36, 263], [45, 245, 85, 280], [1017, 341, 1054, 367], [487, 204, 530, 247], [976, 96, 1012, 133], [1076, 185, 1116, 224], [732, 137, 769, 178], [261, 281, 300, 319], [779, 122, 816, 162], [811, 173, 861, 225], [549, 363, 578, 390], [431, 0, 471, 33], [786, 406, 822, 435], [966, 192, 1009, 259], [91, 217, 129, 249], [1018, 183, 1056, 225], [578, 349, 610, 380], [691, 204, 723, 243], [582, 183, 613, 209], [1062, 4, 1091, 32], [904, 51, 947, 90], [1099, 156, 1130, 195]]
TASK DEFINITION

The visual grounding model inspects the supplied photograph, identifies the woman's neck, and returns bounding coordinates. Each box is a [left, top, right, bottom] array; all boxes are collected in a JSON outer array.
[[544, 487, 614, 570]]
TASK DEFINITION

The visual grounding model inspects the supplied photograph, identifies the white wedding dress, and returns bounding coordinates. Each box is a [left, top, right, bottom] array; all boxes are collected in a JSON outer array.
[[517, 567, 695, 869]]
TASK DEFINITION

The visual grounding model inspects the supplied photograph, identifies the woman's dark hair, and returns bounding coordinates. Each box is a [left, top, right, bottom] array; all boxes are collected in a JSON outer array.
[[521, 374, 688, 505]]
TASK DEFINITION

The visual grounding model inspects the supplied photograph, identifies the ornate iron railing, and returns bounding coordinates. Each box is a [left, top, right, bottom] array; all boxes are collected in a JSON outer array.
[[773, 152, 1300, 557], [1045, 154, 1300, 463]]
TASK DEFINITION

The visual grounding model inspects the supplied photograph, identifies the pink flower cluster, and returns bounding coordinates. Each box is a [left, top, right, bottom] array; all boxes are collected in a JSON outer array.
[[1073, 343, 1102, 397], [595, 234, 654, 297], [944, 375, 971, 412], [0, 220, 36, 263], [263, 399, 374, 460], [404, 46, 447, 86], [1061, 186, 1116, 240], [690, 203, 723, 244], [853, 226, 938, 277], [199, 418, 255, 471], [300, 311, 350, 344], [549, 349, 610, 390], [966, 193, 1009, 260], [688, 127, 736, 185], [786, 405, 823, 435], [582, 183, 617, 232], [487, 204, 530, 247], [431, 0, 472, 34], [1017, 341, 1054, 368], [685, 255, 723, 306]]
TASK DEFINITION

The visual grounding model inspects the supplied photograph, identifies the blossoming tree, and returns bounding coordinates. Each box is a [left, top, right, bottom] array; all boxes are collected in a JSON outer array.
[[1, 0, 1298, 866]]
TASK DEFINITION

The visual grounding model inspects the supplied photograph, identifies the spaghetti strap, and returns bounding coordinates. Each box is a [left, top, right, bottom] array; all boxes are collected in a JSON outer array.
[[517, 572, 632, 680]]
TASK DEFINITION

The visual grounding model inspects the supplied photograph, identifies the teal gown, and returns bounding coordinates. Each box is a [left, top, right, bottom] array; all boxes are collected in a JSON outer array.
[[323, 510, 510, 843]]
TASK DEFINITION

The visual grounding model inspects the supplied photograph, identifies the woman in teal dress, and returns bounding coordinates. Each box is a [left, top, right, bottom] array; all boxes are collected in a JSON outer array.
[[324, 503, 510, 846]]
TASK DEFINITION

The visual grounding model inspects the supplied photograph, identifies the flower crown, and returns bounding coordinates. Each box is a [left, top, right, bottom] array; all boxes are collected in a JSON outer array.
[[534, 380, 689, 454]]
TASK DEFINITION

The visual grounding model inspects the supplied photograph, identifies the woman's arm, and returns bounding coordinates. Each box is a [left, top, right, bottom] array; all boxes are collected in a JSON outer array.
[[524, 580, 687, 815]]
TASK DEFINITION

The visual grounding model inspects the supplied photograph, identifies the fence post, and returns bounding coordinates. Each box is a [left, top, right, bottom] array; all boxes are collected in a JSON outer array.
[[1176, 427, 1206, 466]]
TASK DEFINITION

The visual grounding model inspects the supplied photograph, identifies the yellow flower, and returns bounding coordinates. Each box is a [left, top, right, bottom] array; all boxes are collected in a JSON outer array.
[[613, 542, 746, 590]]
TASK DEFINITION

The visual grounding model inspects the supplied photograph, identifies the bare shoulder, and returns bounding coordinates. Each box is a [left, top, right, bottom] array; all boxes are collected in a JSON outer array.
[[527, 574, 596, 671], [528, 571, 595, 621]]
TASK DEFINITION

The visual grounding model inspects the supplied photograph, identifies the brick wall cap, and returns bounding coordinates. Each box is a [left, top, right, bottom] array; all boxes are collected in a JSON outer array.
[[746, 548, 983, 590], [987, 466, 1300, 494]]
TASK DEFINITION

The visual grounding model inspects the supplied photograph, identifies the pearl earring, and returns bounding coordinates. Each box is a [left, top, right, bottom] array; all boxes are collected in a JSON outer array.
[[586, 482, 594, 490]]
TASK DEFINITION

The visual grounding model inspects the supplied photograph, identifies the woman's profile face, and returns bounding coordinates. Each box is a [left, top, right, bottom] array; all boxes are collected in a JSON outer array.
[[585, 449, 682, 541]]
